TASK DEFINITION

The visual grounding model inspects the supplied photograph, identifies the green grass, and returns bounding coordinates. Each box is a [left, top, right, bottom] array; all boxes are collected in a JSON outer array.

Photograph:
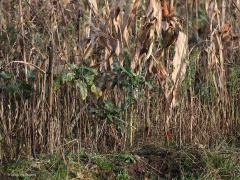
[[1, 145, 239, 179]]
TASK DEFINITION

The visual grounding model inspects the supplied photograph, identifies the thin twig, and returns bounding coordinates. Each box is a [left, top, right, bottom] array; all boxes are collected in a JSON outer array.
[[1, 61, 46, 74], [19, 0, 28, 81], [232, 0, 240, 13]]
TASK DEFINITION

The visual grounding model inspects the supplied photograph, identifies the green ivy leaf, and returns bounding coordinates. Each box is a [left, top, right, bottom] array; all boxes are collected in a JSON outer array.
[[18, 80, 33, 92], [61, 72, 75, 82], [0, 71, 13, 80], [91, 84, 102, 97], [84, 74, 95, 85], [76, 81, 88, 100]]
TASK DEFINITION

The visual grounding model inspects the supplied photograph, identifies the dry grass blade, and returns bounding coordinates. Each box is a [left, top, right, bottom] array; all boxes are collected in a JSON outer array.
[[88, 0, 98, 16], [2, 61, 46, 74], [169, 31, 188, 108]]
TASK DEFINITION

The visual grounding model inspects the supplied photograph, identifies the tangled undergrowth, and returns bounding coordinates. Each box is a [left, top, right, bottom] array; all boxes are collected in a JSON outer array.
[[1, 144, 240, 179], [0, 1, 240, 177]]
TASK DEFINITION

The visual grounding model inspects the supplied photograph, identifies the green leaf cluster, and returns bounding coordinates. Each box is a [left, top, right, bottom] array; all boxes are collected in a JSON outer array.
[[55, 64, 102, 100]]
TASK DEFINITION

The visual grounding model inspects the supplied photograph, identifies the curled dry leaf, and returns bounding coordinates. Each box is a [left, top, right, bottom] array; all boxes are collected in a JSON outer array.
[[132, 19, 155, 71], [115, 40, 121, 57], [169, 31, 188, 108], [88, 0, 98, 15], [60, 0, 70, 8], [122, 0, 140, 46], [171, 32, 188, 84], [147, 0, 162, 37], [219, 21, 231, 33], [162, 16, 182, 49], [161, 0, 169, 18], [83, 42, 93, 60], [151, 55, 168, 81]]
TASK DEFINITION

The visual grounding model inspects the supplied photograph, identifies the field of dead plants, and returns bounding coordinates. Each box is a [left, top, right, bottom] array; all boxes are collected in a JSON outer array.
[[0, 0, 240, 179]]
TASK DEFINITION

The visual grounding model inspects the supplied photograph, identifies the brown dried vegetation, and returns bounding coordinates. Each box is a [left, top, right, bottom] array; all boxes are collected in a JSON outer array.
[[0, 0, 239, 161]]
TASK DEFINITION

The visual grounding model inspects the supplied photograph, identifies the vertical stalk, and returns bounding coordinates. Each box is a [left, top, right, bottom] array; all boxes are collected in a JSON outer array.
[[129, 104, 134, 147], [47, 40, 54, 114], [221, 0, 226, 25], [19, 0, 28, 81], [145, 88, 151, 140], [47, 36, 54, 152], [169, 0, 174, 16]]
